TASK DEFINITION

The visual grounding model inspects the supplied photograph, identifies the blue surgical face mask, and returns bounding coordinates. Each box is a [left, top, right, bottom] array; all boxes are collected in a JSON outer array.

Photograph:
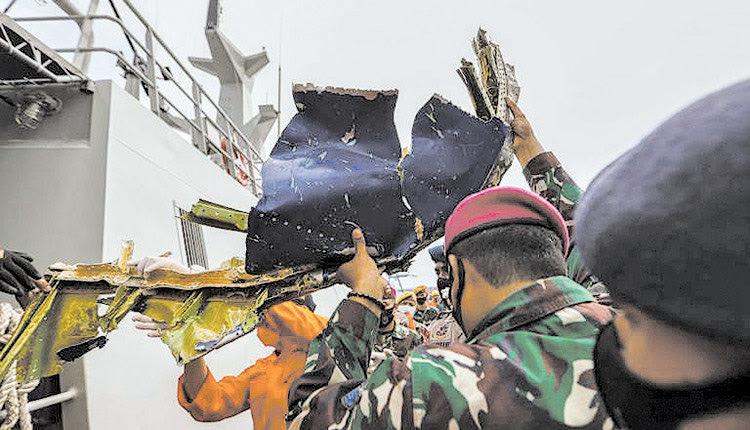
[[397, 305, 415, 316]]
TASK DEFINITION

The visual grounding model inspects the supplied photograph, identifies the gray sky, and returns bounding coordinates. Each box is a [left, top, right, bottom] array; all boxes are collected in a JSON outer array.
[[13, 0, 750, 289]]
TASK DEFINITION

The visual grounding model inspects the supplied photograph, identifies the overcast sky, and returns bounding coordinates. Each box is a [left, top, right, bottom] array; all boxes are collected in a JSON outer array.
[[12, 0, 750, 289]]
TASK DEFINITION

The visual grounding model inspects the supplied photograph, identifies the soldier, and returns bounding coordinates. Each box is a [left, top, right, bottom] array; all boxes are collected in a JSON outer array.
[[412, 285, 439, 325], [425, 309, 465, 348], [288, 184, 615, 427], [428, 243, 451, 296], [576, 80, 750, 429], [425, 244, 466, 347], [375, 286, 423, 359]]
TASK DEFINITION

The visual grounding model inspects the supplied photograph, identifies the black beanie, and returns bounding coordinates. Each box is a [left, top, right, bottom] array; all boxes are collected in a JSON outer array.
[[575, 79, 750, 344]]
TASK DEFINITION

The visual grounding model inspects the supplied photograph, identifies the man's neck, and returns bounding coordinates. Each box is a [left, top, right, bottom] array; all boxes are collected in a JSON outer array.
[[491, 279, 536, 306], [461, 271, 537, 336]]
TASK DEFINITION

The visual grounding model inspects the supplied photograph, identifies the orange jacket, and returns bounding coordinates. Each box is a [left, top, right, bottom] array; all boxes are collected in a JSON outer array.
[[177, 301, 327, 430]]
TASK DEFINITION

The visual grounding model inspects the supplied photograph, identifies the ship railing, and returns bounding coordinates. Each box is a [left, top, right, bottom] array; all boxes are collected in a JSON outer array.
[[11, 2, 264, 195]]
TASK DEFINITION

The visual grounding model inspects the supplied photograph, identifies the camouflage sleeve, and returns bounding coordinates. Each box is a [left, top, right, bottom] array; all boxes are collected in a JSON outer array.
[[522, 151, 582, 223], [287, 299, 379, 419], [289, 353, 415, 429], [523, 152, 606, 294]]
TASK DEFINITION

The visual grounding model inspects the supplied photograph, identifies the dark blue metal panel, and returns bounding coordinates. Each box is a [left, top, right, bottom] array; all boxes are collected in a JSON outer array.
[[245, 87, 506, 274], [402, 96, 508, 240], [245, 88, 414, 273]]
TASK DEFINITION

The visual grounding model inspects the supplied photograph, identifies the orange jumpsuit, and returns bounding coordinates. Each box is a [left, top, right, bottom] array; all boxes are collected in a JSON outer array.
[[177, 301, 327, 430]]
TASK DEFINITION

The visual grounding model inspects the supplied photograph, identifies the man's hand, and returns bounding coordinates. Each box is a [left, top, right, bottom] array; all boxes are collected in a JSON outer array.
[[132, 312, 209, 400], [506, 97, 546, 168], [132, 314, 168, 338], [0, 248, 51, 307], [337, 229, 384, 314]]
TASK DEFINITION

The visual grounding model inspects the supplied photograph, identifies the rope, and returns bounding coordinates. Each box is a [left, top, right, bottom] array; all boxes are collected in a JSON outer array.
[[0, 302, 39, 430]]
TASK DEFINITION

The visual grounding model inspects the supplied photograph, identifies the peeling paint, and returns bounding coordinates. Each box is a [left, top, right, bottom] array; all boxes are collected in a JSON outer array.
[[414, 218, 424, 241], [341, 123, 356, 144]]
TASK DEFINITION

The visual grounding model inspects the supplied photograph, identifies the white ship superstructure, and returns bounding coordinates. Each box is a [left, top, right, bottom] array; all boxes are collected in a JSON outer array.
[[0, 1, 290, 428]]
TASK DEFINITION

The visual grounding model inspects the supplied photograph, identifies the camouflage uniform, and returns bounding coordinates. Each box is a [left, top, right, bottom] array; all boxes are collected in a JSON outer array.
[[287, 278, 614, 429], [375, 322, 423, 359], [523, 152, 611, 304]]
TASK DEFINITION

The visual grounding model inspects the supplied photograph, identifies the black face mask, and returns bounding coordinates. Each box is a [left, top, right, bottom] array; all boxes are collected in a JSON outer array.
[[593, 322, 750, 430], [379, 308, 395, 328], [437, 277, 452, 292], [416, 296, 427, 305], [447, 257, 467, 335]]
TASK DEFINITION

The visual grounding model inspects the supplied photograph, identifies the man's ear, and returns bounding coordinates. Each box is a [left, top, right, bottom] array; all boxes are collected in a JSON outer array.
[[447, 254, 458, 279], [613, 309, 633, 345], [447, 254, 459, 302]]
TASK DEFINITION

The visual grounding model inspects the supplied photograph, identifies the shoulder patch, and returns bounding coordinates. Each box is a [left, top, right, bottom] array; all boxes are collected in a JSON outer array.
[[341, 386, 362, 410]]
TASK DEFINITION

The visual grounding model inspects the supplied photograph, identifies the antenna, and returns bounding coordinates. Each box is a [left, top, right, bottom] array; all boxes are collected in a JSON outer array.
[[276, 6, 283, 139]]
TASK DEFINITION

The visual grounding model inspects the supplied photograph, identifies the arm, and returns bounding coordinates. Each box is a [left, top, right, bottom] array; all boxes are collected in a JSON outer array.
[[132, 315, 259, 422], [289, 351, 415, 429], [288, 229, 404, 427], [507, 99, 605, 293], [289, 299, 380, 406], [182, 358, 209, 401], [506, 98, 583, 222], [177, 356, 270, 422]]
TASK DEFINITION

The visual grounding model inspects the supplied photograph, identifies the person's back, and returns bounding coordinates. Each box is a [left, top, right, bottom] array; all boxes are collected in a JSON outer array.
[[178, 301, 327, 430], [372, 275, 612, 428]]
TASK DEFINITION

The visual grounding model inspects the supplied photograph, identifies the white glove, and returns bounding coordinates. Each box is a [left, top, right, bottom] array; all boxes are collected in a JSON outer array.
[[132, 315, 168, 337], [126, 256, 203, 275]]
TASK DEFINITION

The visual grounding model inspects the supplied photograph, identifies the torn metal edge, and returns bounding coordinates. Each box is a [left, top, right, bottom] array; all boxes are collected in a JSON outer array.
[[428, 93, 503, 126], [292, 83, 398, 100]]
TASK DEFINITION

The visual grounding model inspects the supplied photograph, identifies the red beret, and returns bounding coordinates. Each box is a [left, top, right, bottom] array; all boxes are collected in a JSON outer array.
[[444, 186, 569, 256]]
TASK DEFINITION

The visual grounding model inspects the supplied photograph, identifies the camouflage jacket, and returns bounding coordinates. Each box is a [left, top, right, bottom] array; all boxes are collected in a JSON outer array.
[[523, 152, 610, 303], [375, 322, 423, 359], [413, 305, 440, 325], [287, 276, 615, 429]]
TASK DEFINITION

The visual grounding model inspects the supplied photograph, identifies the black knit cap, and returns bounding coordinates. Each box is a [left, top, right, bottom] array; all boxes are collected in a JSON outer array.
[[575, 79, 750, 345]]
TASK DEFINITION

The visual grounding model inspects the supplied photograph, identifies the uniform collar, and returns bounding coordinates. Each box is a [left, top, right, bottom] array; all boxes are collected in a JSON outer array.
[[467, 276, 594, 343]]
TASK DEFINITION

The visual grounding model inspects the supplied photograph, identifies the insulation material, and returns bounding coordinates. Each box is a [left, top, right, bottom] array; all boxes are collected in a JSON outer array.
[[457, 28, 521, 189]]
